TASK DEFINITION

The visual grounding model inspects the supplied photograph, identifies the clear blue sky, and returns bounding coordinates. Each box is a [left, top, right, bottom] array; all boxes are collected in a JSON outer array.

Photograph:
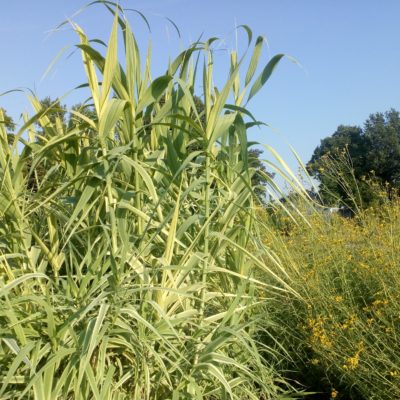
[[1, 0, 400, 177]]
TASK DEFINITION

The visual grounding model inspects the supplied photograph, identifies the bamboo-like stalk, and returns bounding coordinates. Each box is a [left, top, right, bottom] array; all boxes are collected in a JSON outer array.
[[0, 3, 308, 399]]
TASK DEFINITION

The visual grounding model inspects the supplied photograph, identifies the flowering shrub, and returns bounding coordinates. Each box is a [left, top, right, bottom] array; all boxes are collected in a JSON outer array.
[[260, 198, 400, 399]]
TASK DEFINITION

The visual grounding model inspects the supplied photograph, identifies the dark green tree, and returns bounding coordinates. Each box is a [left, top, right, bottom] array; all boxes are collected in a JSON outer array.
[[364, 109, 400, 195], [308, 109, 400, 208], [248, 148, 274, 203], [39, 97, 68, 127], [0, 107, 16, 145]]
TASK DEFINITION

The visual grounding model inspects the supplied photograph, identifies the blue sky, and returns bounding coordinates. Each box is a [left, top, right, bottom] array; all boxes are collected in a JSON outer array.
[[1, 0, 400, 178]]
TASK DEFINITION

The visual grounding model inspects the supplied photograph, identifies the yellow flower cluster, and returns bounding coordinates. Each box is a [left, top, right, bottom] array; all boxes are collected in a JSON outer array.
[[307, 316, 332, 349], [343, 342, 364, 371]]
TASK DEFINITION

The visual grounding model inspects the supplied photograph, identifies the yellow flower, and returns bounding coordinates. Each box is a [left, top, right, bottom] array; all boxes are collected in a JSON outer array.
[[343, 345, 363, 371], [343, 354, 359, 370], [331, 388, 338, 398], [307, 316, 333, 349]]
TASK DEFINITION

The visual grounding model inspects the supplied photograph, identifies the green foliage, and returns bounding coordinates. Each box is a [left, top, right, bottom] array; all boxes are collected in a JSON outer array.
[[37, 96, 68, 127], [308, 109, 400, 208], [0, 107, 15, 144], [0, 3, 304, 399], [364, 110, 400, 188], [159, 94, 273, 203], [248, 148, 274, 203]]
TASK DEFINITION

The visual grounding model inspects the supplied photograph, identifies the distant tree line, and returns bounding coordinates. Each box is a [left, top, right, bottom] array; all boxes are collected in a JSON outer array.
[[307, 108, 400, 208]]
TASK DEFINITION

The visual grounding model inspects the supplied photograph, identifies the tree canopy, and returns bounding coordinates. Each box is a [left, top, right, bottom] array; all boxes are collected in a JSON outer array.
[[308, 109, 400, 208], [0, 107, 15, 144]]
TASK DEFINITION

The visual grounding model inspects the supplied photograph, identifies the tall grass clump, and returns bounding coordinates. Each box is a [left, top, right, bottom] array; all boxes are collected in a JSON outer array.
[[260, 181, 400, 399], [0, 3, 304, 399]]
